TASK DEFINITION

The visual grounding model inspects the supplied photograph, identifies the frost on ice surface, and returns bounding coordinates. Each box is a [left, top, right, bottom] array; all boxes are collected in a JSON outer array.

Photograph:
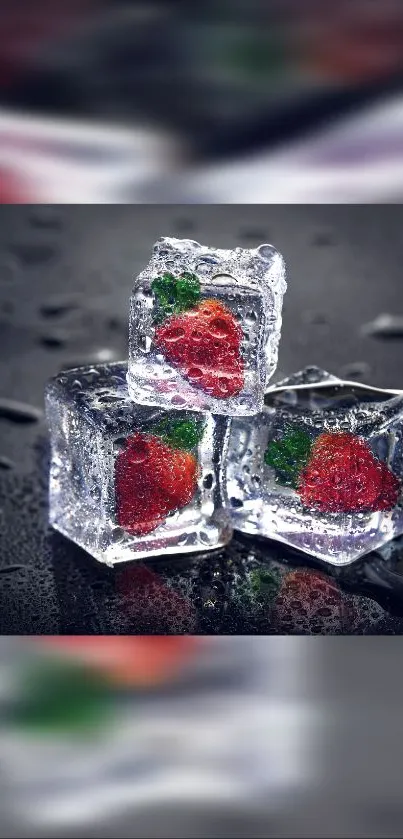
[[226, 366, 403, 565], [128, 237, 286, 417], [45, 362, 232, 565]]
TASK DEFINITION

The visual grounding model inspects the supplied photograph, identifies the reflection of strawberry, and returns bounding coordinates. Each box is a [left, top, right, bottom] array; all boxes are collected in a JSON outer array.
[[152, 272, 244, 399], [272, 569, 357, 634], [265, 429, 400, 514], [115, 417, 204, 536], [299, 432, 400, 514], [117, 565, 197, 634]]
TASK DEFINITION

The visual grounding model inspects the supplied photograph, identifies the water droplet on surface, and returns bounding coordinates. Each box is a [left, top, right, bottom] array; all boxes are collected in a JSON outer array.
[[9, 241, 58, 266], [257, 244, 276, 262], [0, 398, 42, 423], [0, 455, 14, 470], [211, 273, 234, 285], [39, 333, 67, 349], [361, 314, 403, 339], [139, 336, 152, 353], [203, 473, 214, 489], [340, 361, 371, 381], [39, 295, 81, 318]]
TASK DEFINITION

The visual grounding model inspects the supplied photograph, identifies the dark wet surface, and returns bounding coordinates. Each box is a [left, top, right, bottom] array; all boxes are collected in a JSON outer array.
[[1, 205, 403, 634]]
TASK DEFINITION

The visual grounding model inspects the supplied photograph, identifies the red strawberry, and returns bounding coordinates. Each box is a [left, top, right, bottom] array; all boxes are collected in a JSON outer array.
[[272, 569, 359, 634], [38, 634, 200, 686], [155, 299, 244, 398], [115, 432, 198, 536], [298, 432, 400, 514]]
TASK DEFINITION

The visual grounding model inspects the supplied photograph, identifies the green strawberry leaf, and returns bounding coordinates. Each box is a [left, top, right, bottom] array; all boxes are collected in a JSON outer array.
[[175, 272, 201, 310], [264, 428, 312, 489], [151, 272, 201, 323], [153, 416, 205, 451]]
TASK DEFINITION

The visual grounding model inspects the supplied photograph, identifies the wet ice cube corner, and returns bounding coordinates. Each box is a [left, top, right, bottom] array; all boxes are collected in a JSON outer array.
[[127, 237, 286, 417]]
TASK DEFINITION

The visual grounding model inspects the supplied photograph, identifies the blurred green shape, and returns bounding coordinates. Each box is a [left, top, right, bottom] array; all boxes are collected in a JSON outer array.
[[9, 659, 111, 735]]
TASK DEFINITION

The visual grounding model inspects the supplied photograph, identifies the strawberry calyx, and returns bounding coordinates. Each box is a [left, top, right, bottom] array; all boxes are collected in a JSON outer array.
[[264, 428, 312, 489], [151, 416, 205, 451], [152, 271, 201, 323]]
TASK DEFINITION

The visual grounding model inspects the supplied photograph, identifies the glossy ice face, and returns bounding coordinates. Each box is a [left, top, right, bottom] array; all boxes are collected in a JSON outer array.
[[45, 363, 232, 565], [127, 237, 286, 417], [226, 367, 403, 565]]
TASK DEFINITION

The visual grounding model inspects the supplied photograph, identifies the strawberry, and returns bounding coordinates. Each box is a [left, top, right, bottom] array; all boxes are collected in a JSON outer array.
[[299, 432, 400, 514], [265, 428, 400, 514], [114, 417, 204, 536], [38, 635, 200, 687], [152, 272, 244, 399]]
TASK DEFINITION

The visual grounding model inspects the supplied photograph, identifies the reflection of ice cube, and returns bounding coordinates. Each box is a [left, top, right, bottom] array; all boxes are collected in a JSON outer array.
[[0, 638, 318, 830], [226, 366, 403, 565], [128, 237, 286, 417], [45, 361, 232, 565]]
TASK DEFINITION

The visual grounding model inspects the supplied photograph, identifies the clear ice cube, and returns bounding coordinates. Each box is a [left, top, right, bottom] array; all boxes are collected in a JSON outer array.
[[45, 362, 232, 565], [226, 366, 403, 565], [127, 237, 286, 417]]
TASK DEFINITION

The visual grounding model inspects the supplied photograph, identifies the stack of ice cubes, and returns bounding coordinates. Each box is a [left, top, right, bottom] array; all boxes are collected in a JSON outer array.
[[46, 237, 403, 567]]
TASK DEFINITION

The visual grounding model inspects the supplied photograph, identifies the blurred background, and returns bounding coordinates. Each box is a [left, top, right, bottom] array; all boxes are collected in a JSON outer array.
[[3, 0, 403, 202], [2, 205, 403, 835]]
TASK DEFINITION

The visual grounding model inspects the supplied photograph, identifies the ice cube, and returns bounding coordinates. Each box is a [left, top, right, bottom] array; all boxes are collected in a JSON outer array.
[[45, 363, 232, 565], [127, 237, 286, 417], [225, 366, 403, 565]]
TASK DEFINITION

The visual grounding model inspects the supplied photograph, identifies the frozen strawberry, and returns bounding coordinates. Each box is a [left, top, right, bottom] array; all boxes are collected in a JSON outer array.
[[298, 432, 400, 514], [272, 569, 358, 634], [152, 272, 244, 399], [265, 428, 400, 514], [115, 417, 204, 536]]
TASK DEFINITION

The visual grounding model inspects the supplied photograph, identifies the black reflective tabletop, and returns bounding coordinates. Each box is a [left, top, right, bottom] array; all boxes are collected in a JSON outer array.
[[1, 204, 403, 634]]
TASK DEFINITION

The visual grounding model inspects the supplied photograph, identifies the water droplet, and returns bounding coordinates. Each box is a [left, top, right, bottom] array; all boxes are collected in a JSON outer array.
[[0, 455, 14, 470], [39, 295, 80, 318], [361, 314, 403, 340], [340, 361, 371, 381], [0, 398, 42, 423], [39, 333, 67, 349], [203, 473, 214, 489], [0, 256, 19, 284], [9, 241, 58, 266], [257, 244, 276, 262], [211, 273, 234, 285], [139, 336, 152, 353]]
